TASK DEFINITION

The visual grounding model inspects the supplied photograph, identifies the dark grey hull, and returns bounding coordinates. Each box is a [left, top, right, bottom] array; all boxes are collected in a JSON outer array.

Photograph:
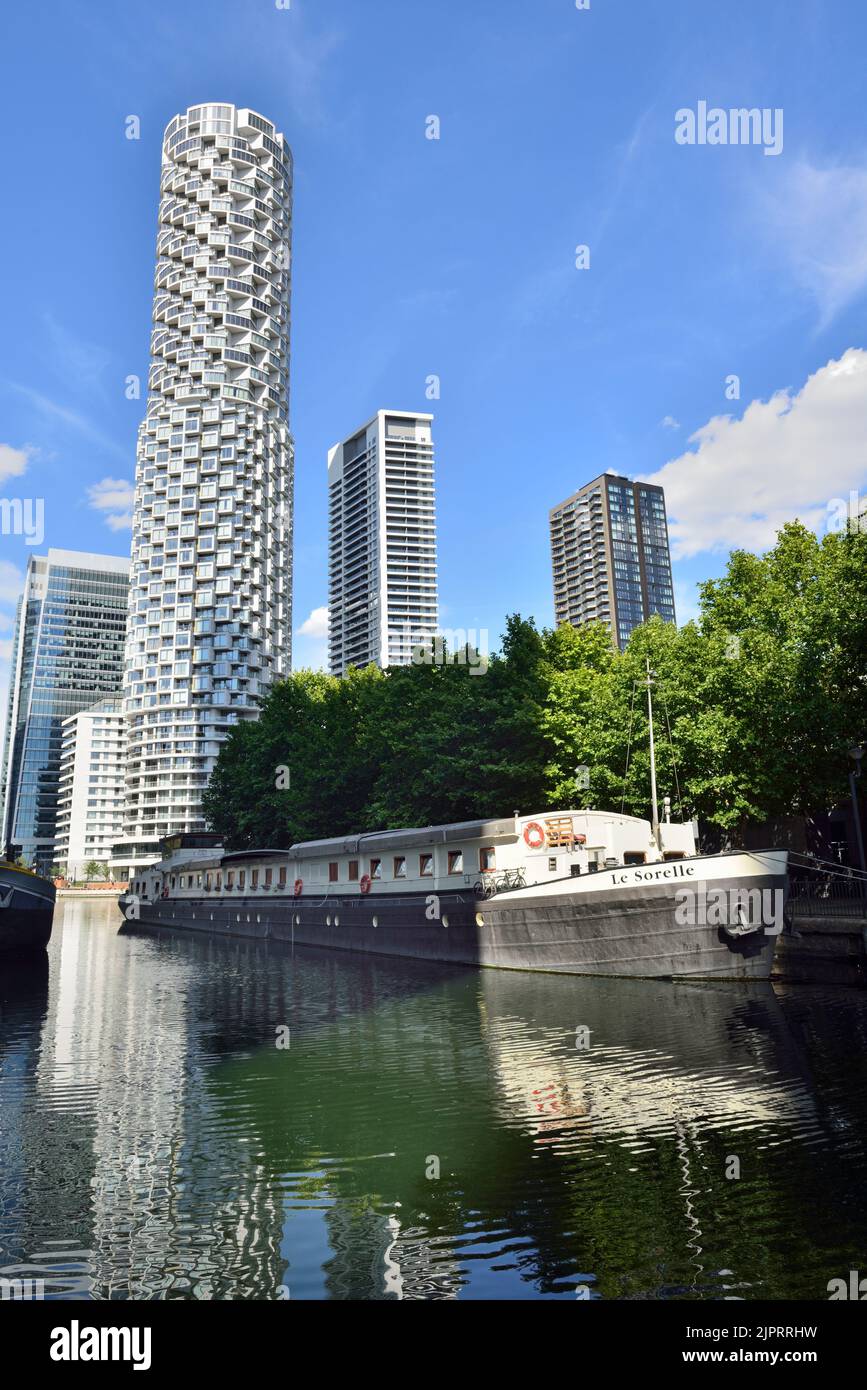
[[121, 869, 782, 981], [0, 867, 55, 955]]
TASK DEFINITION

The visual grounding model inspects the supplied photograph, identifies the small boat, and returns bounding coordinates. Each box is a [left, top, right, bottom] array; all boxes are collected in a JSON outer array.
[[0, 858, 56, 955]]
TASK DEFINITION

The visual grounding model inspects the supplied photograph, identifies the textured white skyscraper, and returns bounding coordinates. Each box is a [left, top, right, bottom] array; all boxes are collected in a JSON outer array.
[[123, 104, 293, 846]]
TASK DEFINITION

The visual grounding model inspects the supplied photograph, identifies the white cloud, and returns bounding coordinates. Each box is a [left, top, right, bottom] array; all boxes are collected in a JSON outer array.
[[660, 416, 680, 430], [296, 605, 329, 639], [87, 476, 134, 530], [640, 348, 867, 559], [0, 443, 33, 485], [759, 158, 867, 327]]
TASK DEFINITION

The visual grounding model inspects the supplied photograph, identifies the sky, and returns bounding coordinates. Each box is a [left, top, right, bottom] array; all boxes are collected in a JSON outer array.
[[2, 0, 867, 730]]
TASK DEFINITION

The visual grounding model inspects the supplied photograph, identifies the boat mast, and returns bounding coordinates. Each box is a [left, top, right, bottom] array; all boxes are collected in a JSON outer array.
[[645, 659, 660, 848]]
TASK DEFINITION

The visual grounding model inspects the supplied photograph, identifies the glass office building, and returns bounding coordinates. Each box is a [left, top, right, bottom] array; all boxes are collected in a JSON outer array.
[[0, 550, 129, 873], [550, 473, 676, 650]]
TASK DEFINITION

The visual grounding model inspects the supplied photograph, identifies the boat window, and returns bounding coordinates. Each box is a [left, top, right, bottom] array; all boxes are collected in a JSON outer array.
[[479, 847, 496, 872], [570, 864, 582, 877], [278, 866, 287, 887], [226, 871, 234, 889], [205, 873, 211, 890], [197, 873, 203, 888], [251, 869, 259, 889], [420, 854, 433, 877], [624, 852, 646, 865], [587, 862, 598, 874], [348, 860, 359, 881], [171, 876, 177, 889], [548, 857, 558, 872], [215, 872, 222, 890], [394, 856, 406, 879], [328, 862, 339, 883], [663, 851, 686, 861], [239, 870, 246, 889], [447, 850, 463, 874], [370, 858, 382, 879], [265, 867, 273, 886]]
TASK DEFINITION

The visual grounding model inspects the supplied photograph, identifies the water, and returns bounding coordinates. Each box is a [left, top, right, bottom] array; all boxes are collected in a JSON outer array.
[[1, 897, 866, 1301]]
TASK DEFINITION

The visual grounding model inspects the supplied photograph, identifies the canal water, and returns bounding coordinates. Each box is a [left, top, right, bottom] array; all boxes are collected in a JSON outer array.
[[1, 896, 866, 1301]]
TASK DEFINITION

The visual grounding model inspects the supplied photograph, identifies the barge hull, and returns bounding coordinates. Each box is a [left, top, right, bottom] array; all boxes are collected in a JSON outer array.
[[0, 868, 55, 955], [123, 871, 780, 980]]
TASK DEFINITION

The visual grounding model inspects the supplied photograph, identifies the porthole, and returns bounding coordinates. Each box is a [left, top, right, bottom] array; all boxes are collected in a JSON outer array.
[[441, 914, 449, 928], [236, 913, 241, 922], [326, 915, 331, 926], [246, 914, 251, 923], [334, 915, 339, 927], [372, 915, 378, 928], [294, 914, 300, 926], [256, 914, 261, 923], [475, 912, 485, 927]]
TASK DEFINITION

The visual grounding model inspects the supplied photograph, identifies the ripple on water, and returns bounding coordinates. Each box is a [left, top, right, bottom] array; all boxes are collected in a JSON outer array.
[[1, 898, 867, 1299]]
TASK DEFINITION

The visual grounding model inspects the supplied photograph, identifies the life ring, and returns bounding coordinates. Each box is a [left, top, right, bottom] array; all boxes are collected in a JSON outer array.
[[523, 821, 546, 850], [360, 874, 372, 895], [293, 878, 303, 897]]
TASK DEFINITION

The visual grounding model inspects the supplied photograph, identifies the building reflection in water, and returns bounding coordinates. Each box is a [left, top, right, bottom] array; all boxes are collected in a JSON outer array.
[[2, 897, 866, 1301]]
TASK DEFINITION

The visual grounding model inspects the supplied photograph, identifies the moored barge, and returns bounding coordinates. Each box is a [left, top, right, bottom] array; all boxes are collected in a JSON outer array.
[[120, 810, 788, 980]]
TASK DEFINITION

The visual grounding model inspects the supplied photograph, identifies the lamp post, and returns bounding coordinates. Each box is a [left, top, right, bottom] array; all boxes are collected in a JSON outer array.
[[848, 745, 865, 874]]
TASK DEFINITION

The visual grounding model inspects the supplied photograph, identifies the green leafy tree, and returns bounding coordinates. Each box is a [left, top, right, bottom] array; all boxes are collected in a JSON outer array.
[[203, 524, 866, 847]]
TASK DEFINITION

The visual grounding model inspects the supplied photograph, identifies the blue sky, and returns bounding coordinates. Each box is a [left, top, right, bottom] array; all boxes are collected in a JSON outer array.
[[2, 0, 867, 715]]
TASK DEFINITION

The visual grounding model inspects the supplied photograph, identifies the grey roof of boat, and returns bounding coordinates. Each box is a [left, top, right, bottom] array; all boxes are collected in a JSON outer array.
[[290, 816, 518, 860]]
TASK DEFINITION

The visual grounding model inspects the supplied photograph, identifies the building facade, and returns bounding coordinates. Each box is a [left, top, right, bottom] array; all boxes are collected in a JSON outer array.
[[328, 411, 438, 676], [0, 550, 129, 872], [55, 699, 125, 880], [550, 473, 676, 649], [121, 103, 293, 858]]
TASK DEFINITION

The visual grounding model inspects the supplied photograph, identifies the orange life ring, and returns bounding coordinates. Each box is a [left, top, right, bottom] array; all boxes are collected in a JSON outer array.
[[293, 878, 303, 897], [523, 821, 546, 850], [360, 874, 372, 894]]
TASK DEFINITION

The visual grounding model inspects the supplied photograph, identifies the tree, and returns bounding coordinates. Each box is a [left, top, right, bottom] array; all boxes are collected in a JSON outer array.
[[202, 523, 866, 848]]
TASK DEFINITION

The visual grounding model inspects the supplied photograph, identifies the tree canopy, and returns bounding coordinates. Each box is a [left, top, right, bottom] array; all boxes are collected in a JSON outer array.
[[202, 522, 867, 848]]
